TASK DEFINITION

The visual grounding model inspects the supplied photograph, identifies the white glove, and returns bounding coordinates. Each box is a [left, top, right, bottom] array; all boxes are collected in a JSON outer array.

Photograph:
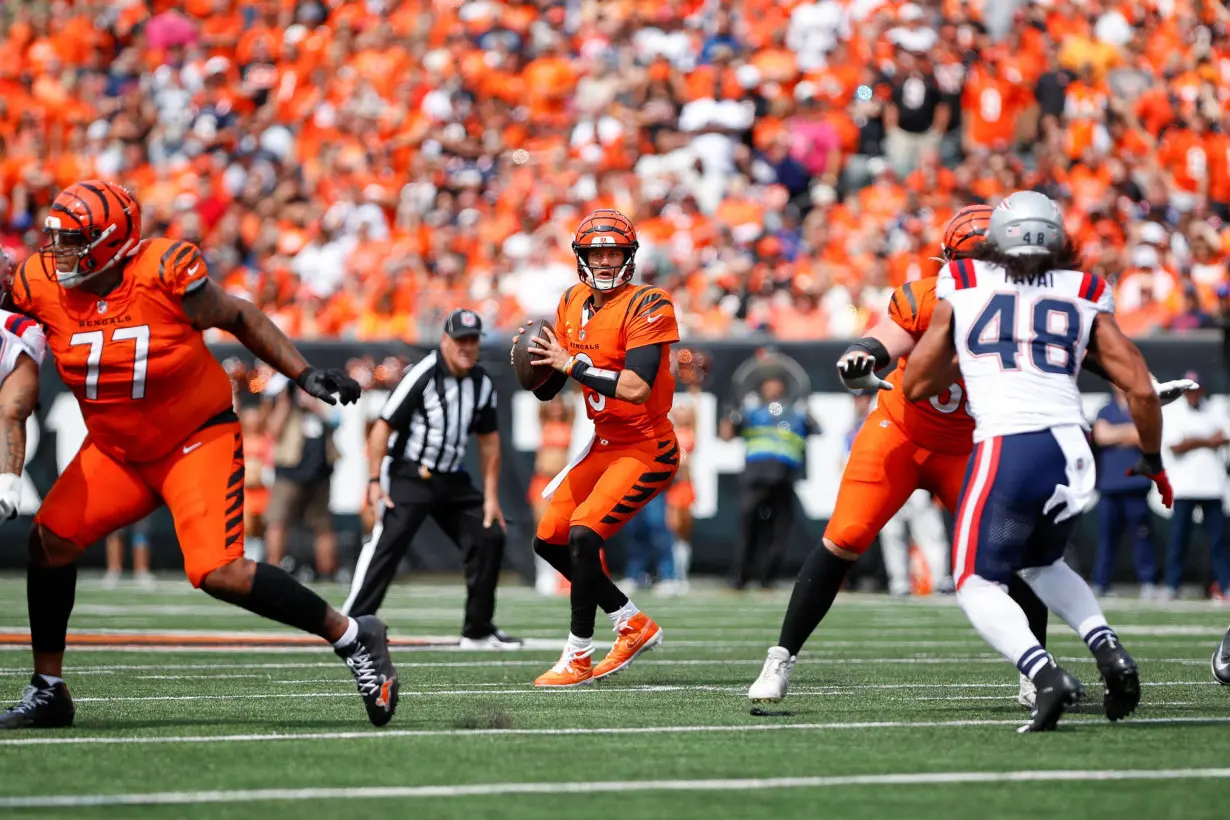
[[1153, 377, 1200, 407], [0, 473, 21, 521], [836, 348, 893, 392]]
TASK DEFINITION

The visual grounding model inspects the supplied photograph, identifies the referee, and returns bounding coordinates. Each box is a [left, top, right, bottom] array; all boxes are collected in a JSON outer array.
[[342, 309, 522, 649]]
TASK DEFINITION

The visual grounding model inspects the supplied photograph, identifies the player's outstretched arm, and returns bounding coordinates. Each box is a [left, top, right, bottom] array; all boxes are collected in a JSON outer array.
[[1082, 349, 1200, 407], [0, 353, 38, 519], [181, 279, 360, 405], [903, 300, 959, 402], [837, 321, 916, 392], [1088, 313, 1172, 506]]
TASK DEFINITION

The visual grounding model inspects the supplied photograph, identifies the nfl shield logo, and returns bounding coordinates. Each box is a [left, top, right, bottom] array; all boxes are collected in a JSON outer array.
[[96, 300, 108, 315], [579, 329, 586, 340], [461, 311, 477, 328]]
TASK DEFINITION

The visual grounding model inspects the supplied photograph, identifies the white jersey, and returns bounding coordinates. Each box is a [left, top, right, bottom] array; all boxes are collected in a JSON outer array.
[[938, 258, 1113, 443], [0, 309, 46, 380]]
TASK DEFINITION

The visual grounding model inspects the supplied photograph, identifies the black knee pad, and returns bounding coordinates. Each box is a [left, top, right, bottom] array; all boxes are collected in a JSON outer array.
[[533, 537, 561, 559], [568, 526, 603, 562]]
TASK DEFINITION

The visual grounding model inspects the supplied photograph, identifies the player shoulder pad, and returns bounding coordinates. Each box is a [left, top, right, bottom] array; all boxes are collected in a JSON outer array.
[[627, 286, 673, 320], [1076, 270, 1114, 313], [11, 254, 50, 314], [625, 286, 679, 346], [943, 259, 979, 294], [0, 309, 45, 366], [888, 278, 936, 336], [141, 238, 209, 297]]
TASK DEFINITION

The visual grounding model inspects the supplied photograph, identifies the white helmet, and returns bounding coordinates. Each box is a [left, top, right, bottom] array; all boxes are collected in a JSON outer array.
[[988, 191, 1065, 257]]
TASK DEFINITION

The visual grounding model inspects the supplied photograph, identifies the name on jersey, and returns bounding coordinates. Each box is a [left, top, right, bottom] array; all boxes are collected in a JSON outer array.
[[77, 314, 134, 328], [1011, 273, 1054, 288], [570, 342, 601, 351]]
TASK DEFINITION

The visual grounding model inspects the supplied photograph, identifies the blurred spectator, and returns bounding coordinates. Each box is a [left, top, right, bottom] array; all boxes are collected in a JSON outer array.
[[261, 374, 339, 581], [102, 517, 156, 591], [1091, 386, 1158, 598], [1160, 376, 1230, 601]]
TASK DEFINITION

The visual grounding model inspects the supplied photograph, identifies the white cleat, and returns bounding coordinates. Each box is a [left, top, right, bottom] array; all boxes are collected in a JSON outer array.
[[100, 571, 121, 591], [748, 646, 796, 703], [1018, 673, 1037, 711]]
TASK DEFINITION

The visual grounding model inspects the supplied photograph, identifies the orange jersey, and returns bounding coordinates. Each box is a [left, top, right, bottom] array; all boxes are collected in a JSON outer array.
[[878, 277, 975, 456], [553, 284, 678, 446], [14, 238, 234, 462]]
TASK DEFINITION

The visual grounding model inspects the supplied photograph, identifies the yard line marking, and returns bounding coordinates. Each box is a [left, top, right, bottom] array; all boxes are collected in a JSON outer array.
[[5, 768, 1230, 807], [1, 716, 1226, 748]]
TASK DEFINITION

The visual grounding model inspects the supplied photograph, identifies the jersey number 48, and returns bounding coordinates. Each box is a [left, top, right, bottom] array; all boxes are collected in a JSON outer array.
[[966, 294, 1080, 376]]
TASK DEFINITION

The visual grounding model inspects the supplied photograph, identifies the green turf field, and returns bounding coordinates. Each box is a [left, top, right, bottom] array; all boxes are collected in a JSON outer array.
[[0, 575, 1228, 819]]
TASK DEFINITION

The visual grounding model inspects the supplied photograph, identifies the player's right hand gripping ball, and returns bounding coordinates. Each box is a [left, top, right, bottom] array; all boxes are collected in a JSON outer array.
[[297, 367, 362, 405], [511, 318, 554, 391]]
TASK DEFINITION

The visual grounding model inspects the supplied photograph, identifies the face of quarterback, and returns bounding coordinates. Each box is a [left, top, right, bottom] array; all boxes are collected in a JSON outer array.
[[584, 246, 630, 291], [442, 332, 480, 375]]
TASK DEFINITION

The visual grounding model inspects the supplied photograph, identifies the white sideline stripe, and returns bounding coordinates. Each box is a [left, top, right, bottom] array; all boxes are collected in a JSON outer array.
[[5, 769, 1230, 808], [2, 717, 1227, 748]]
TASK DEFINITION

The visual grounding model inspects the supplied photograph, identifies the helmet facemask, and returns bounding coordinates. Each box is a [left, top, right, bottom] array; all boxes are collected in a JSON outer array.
[[41, 221, 128, 289], [575, 244, 635, 292]]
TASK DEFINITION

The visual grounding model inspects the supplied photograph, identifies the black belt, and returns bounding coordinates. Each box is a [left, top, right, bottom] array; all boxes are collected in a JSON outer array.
[[390, 460, 460, 481]]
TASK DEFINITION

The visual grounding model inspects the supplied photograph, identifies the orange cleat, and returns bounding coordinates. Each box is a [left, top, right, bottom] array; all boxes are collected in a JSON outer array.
[[593, 612, 662, 680], [533, 644, 595, 688]]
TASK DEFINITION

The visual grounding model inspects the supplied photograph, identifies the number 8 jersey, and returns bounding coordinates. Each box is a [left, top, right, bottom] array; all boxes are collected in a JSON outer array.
[[13, 238, 234, 462], [939, 257, 1113, 443]]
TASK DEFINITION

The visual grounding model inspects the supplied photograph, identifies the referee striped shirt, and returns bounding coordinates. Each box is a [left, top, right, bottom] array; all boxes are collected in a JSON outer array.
[[379, 351, 498, 473]]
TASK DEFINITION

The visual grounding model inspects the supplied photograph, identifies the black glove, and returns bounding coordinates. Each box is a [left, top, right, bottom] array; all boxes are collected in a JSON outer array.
[[296, 367, 362, 406], [1127, 452, 1173, 509]]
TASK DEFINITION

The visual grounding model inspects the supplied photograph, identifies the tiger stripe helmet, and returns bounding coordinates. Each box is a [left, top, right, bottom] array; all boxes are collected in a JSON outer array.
[[572, 209, 638, 292], [41, 180, 143, 289], [940, 203, 993, 262]]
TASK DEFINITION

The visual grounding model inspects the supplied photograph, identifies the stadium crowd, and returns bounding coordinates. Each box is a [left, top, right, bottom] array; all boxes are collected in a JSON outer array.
[[2, 0, 1230, 340]]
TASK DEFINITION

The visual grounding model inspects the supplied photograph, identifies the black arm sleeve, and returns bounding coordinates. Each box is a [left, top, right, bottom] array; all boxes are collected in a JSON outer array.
[[625, 344, 662, 387], [533, 370, 568, 401]]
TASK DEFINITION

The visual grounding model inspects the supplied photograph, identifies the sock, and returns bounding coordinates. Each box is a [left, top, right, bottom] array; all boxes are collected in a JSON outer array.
[[567, 632, 593, 652], [1083, 624, 1118, 653], [777, 544, 853, 655], [568, 528, 608, 640], [535, 538, 629, 614], [28, 563, 78, 655], [37, 674, 64, 687], [332, 617, 359, 649], [608, 600, 640, 630], [957, 574, 1055, 678], [1006, 574, 1049, 648], [206, 562, 330, 639], [1017, 560, 1110, 646]]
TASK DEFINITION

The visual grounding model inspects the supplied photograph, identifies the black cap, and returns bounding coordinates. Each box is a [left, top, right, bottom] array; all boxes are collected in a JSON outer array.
[[444, 308, 483, 338]]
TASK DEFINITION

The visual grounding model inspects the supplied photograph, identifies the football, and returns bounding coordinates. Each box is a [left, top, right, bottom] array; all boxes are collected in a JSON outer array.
[[512, 318, 555, 391]]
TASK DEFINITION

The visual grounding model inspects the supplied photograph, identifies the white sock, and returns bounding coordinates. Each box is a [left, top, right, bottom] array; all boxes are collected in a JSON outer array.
[[957, 574, 1053, 679], [566, 632, 593, 652], [608, 600, 640, 629], [37, 674, 64, 687], [332, 617, 359, 649], [1018, 560, 1110, 641]]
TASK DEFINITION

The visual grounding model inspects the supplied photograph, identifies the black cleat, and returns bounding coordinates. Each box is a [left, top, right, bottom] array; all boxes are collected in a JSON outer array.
[[1019, 665, 1084, 733], [1212, 627, 1230, 686], [0, 674, 75, 730], [336, 616, 399, 727], [1095, 640, 1141, 721]]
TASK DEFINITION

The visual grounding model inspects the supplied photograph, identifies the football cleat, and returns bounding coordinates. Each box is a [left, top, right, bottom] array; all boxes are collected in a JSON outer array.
[[1213, 627, 1230, 685], [593, 612, 662, 680], [1094, 641, 1141, 721], [1018, 665, 1085, 733], [748, 646, 796, 704], [458, 628, 524, 650], [534, 643, 594, 688], [1017, 673, 1037, 711], [0, 674, 75, 730], [336, 616, 399, 727]]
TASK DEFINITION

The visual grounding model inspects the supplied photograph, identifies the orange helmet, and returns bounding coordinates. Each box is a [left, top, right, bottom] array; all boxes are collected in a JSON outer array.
[[41, 180, 142, 289], [940, 203, 993, 261], [571, 209, 638, 292]]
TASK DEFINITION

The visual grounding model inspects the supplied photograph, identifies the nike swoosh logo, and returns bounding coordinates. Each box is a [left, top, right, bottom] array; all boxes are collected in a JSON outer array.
[[187, 264, 200, 276], [645, 314, 662, 324], [182, 442, 203, 454]]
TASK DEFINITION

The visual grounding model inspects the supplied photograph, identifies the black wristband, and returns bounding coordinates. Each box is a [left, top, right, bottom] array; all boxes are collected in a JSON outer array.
[[368, 477, 381, 484], [1140, 452, 1164, 474], [295, 367, 317, 389], [847, 338, 891, 370], [568, 358, 621, 399]]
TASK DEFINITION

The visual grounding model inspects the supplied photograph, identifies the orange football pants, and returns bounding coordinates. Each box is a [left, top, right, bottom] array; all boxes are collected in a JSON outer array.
[[36, 421, 246, 587], [825, 408, 969, 556], [537, 433, 680, 543]]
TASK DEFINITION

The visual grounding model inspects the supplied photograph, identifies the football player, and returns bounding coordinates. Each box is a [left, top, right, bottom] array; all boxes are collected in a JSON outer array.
[[904, 190, 1166, 731], [511, 210, 677, 687], [748, 204, 1197, 709], [0, 180, 399, 729]]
